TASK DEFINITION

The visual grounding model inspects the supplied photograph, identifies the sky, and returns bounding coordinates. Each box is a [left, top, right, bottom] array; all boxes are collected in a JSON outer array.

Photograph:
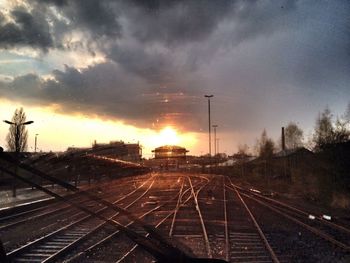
[[0, 0, 349, 157]]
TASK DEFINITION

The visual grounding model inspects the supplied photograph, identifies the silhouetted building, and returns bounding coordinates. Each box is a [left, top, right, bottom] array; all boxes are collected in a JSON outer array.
[[92, 141, 142, 161], [152, 145, 188, 159], [67, 141, 142, 161]]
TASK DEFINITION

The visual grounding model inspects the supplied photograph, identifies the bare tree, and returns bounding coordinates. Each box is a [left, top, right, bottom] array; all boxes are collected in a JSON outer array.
[[237, 144, 249, 156], [6, 108, 29, 152], [334, 117, 350, 143], [313, 106, 350, 151], [258, 129, 275, 159], [313, 107, 334, 151], [343, 102, 350, 127], [285, 122, 303, 149], [236, 144, 250, 177]]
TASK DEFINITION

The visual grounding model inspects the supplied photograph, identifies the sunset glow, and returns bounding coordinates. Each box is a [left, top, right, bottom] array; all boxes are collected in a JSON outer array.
[[158, 127, 179, 145], [0, 99, 199, 157], [0, 0, 348, 158]]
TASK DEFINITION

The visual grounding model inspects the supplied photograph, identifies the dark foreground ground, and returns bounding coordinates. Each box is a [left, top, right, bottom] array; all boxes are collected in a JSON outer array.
[[1, 172, 350, 262]]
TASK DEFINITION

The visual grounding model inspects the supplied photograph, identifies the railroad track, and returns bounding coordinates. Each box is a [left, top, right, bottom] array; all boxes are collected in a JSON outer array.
[[0, 174, 151, 229], [4, 172, 349, 262], [228, 178, 350, 262], [231, 182, 350, 253], [112, 174, 212, 263], [1, 175, 153, 251], [196, 175, 226, 260], [164, 175, 212, 259], [225, 178, 284, 263], [65, 174, 209, 262], [5, 176, 156, 262]]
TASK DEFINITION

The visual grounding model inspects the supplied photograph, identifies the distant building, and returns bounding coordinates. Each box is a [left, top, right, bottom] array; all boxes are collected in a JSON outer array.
[[274, 147, 313, 159], [152, 145, 188, 159], [67, 141, 142, 162], [92, 141, 142, 161], [147, 145, 189, 170]]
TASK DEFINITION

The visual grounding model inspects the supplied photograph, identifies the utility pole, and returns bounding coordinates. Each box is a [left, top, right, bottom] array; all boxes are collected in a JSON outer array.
[[216, 138, 220, 155], [204, 95, 214, 156], [35, 133, 39, 153], [212, 125, 218, 156]]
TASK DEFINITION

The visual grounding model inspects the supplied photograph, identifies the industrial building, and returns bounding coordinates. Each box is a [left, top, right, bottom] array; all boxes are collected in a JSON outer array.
[[67, 141, 142, 162], [92, 141, 142, 161], [152, 145, 188, 159]]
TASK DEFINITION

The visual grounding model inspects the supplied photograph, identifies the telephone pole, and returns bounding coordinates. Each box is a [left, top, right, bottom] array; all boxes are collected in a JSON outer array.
[[212, 125, 218, 156], [204, 95, 214, 156], [35, 133, 39, 153]]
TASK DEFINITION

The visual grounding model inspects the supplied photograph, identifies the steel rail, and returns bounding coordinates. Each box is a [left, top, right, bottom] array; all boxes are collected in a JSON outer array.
[[7, 179, 155, 260], [169, 175, 209, 238], [2, 176, 152, 245], [169, 177, 185, 237], [238, 189, 350, 252], [77, 175, 205, 261], [188, 176, 213, 258], [0, 205, 73, 231], [232, 182, 350, 236], [0, 156, 191, 261], [0, 204, 51, 222], [227, 178, 280, 263], [0, 181, 136, 232], [115, 175, 211, 263], [42, 179, 156, 263], [222, 176, 229, 262]]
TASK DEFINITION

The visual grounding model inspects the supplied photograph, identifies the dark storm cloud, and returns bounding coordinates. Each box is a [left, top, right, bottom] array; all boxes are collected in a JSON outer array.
[[1, 0, 349, 136], [62, 0, 121, 39], [0, 63, 200, 129], [108, 44, 175, 83], [33, 0, 121, 49], [124, 0, 235, 45], [0, 7, 53, 50], [35, 0, 236, 45]]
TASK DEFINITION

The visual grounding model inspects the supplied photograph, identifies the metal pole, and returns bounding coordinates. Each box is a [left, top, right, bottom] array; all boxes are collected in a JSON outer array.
[[13, 124, 19, 197], [35, 134, 38, 153], [217, 138, 220, 155], [208, 98, 211, 156], [15, 124, 19, 154], [212, 125, 217, 156], [204, 95, 213, 156]]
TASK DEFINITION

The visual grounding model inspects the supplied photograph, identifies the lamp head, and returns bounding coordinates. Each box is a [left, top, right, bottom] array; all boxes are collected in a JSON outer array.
[[22, 121, 34, 125], [4, 120, 15, 125]]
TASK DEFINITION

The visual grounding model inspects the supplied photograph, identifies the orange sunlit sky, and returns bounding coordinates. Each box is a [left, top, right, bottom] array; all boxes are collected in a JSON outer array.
[[0, 1, 349, 157], [0, 98, 202, 158]]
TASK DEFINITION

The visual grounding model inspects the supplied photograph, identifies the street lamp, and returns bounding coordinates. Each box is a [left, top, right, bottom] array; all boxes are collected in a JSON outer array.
[[216, 138, 220, 155], [3, 119, 34, 197], [204, 95, 214, 156], [35, 134, 39, 153], [3, 120, 34, 153], [212, 125, 218, 156]]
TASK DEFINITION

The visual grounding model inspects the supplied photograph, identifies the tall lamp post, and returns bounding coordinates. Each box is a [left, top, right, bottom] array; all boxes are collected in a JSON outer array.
[[3, 120, 34, 197], [204, 95, 214, 157], [212, 125, 218, 156], [216, 138, 220, 155], [35, 133, 39, 153]]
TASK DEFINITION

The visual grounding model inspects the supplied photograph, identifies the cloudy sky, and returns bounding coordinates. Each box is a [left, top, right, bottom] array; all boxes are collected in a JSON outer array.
[[0, 0, 349, 156]]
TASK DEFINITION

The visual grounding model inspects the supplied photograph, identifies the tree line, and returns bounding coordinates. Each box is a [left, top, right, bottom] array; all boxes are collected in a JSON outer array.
[[243, 103, 350, 159]]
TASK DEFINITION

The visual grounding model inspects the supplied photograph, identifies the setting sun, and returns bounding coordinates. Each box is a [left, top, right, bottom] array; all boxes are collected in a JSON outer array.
[[158, 127, 180, 145]]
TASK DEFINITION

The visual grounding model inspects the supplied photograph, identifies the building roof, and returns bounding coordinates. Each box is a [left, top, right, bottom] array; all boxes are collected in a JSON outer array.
[[152, 145, 188, 152], [274, 147, 313, 158]]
